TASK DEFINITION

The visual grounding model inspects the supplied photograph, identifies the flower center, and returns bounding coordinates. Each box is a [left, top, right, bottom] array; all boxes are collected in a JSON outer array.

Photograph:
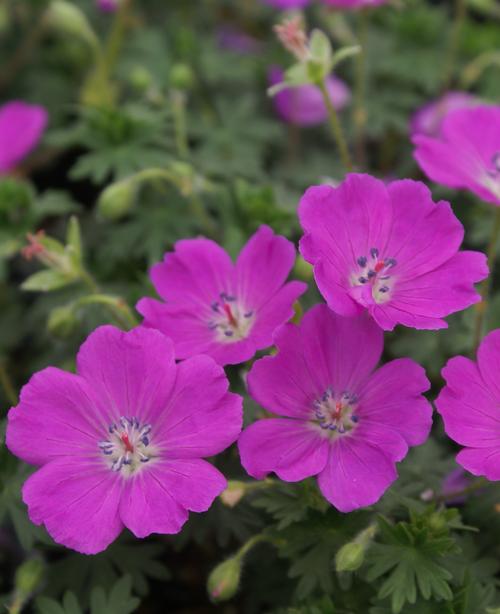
[[313, 389, 359, 435], [98, 416, 155, 474], [351, 247, 397, 304], [208, 292, 255, 343]]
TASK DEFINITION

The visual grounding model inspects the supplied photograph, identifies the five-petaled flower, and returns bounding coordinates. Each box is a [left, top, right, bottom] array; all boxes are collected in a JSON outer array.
[[238, 305, 433, 512], [413, 105, 500, 207], [436, 329, 500, 481], [6, 326, 242, 554], [0, 101, 48, 175], [137, 225, 307, 366], [299, 173, 488, 331]]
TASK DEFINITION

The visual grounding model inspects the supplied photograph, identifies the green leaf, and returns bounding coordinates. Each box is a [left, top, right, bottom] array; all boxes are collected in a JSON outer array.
[[66, 216, 82, 268], [21, 270, 76, 292]]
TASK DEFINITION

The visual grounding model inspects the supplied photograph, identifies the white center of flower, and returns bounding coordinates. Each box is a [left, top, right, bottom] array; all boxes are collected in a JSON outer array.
[[313, 389, 359, 437], [350, 247, 396, 304], [98, 416, 156, 475], [207, 292, 255, 343]]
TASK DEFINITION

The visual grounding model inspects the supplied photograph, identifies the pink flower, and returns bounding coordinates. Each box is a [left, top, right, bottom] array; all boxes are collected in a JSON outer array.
[[410, 92, 480, 138], [436, 329, 500, 481], [299, 173, 488, 331], [217, 26, 262, 55], [96, 0, 118, 12], [269, 66, 351, 126], [413, 105, 500, 206], [137, 226, 307, 366], [6, 326, 242, 554], [0, 101, 48, 174], [238, 305, 432, 512]]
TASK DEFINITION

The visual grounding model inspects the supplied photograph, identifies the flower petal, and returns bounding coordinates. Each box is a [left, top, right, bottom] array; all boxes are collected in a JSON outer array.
[[22, 458, 122, 554], [155, 355, 242, 458], [76, 326, 177, 426], [6, 368, 102, 466], [238, 418, 328, 481], [456, 447, 500, 480], [477, 329, 500, 402], [0, 101, 48, 173], [317, 438, 397, 512]]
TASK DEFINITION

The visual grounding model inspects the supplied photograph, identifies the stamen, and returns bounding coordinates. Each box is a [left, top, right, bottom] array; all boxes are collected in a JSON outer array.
[[370, 248, 379, 259], [223, 303, 238, 327], [99, 417, 154, 475], [357, 256, 367, 267]]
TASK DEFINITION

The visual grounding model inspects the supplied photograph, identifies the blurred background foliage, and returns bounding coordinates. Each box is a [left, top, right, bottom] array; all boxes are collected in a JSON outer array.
[[1, 0, 500, 612]]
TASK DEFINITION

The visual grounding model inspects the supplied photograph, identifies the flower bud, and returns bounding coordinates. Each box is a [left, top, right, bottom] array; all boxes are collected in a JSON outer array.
[[169, 63, 195, 91], [129, 66, 154, 92], [335, 542, 365, 572], [207, 556, 242, 603], [98, 178, 138, 220], [220, 481, 246, 508], [47, 304, 78, 338], [46, 1, 99, 52], [14, 558, 44, 598]]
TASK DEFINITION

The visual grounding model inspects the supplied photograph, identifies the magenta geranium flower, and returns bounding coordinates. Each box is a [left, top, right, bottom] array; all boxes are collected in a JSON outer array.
[[413, 105, 500, 206], [436, 329, 500, 481], [299, 173, 488, 331], [6, 326, 242, 554], [269, 66, 350, 126], [0, 101, 48, 174], [238, 305, 432, 512], [410, 92, 480, 138], [137, 225, 307, 366]]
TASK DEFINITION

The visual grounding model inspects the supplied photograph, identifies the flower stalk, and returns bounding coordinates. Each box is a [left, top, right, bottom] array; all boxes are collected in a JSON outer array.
[[352, 8, 369, 167], [318, 79, 353, 172]]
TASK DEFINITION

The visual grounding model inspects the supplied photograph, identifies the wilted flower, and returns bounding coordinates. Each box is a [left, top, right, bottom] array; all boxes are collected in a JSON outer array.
[[269, 66, 350, 126], [6, 326, 242, 554], [299, 173, 488, 331], [436, 329, 500, 481], [238, 305, 432, 512], [410, 92, 480, 137], [0, 101, 48, 174], [413, 105, 500, 206], [137, 225, 307, 366]]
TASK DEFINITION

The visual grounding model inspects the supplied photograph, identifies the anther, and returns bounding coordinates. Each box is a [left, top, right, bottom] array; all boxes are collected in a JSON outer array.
[[370, 248, 379, 259], [357, 256, 367, 267]]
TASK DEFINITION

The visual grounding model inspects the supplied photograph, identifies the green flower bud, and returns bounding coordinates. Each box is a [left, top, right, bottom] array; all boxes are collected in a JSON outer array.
[[46, 1, 99, 53], [14, 558, 44, 598], [98, 178, 138, 221], [129, 66, 154, 92], [47, 304, 78, 338], [169, 63, 195, 91], [335, 542, 365, 572], [207, 556, 242, 603], [220, 481, 246, 508]]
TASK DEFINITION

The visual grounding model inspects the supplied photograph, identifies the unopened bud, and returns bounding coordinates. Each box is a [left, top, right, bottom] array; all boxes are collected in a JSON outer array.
[[207, 557, 242, 603], [98, 178, 138, 220], [14, 558, 44, 598], [129, 66, 154, 92], [220, 481, 246, 508], [169, 63, 196, 91], [46, 1, 99, 52], [335, 542, 365, 572], [47, 304, 78, 338]]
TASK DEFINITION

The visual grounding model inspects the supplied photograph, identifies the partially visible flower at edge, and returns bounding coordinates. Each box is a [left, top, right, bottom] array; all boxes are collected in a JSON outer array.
[[413, 105, 500, 207], [299, 173, 488, 331], [96, 0, 119, 12], [410, 91, 481, 138], [6, 326, 243, 554], [436, 329, 500, 481], [238, 305, 433, 512], [137, 225, 307, 366], [216, 25, 262, 55], [269, 66, 351, 126], [322, 0, 388, 8], [0, 101, 48, 175], [263, 0, 311, 9]]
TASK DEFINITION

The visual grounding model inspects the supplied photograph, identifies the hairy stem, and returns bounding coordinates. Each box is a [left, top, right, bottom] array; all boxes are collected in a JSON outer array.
[[318, 80, 353, 172], [353, 8, 369, 167]]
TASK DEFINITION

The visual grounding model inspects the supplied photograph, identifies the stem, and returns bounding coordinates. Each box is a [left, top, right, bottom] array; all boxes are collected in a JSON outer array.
[[171, 90, 189, 159], [101, 0, 133, 79], [435, 476, 488, 504], [0, 363, 18, 407], [76, 294, 138, 330], [353, 9, 369, 168], [318, 80, 353, 172], [236, 533, 273, 561], [472, 208, 500, 352], [442, 0, 467, 90]]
